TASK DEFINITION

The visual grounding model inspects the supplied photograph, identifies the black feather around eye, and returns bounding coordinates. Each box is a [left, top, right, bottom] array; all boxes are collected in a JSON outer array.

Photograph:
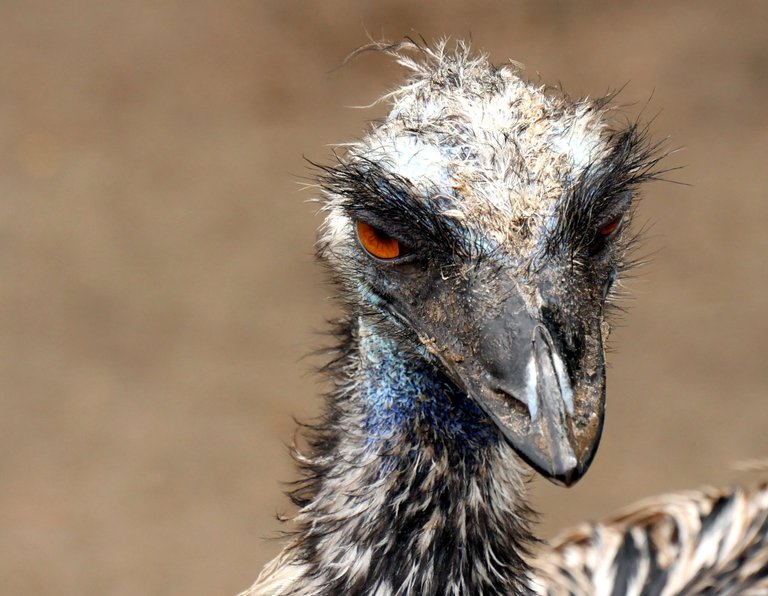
[[547, 123, 666, 257], [314, 156, 476, 260]]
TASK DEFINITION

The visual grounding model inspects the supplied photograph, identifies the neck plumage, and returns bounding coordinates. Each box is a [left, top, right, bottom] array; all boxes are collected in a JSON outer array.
[[283, 317, 537, 595]]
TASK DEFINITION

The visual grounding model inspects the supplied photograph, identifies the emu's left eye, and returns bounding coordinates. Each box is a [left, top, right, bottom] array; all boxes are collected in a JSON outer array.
[[356, 221, 403, 260], [588, 214, 624, 256], [598, 215, 623, 237]]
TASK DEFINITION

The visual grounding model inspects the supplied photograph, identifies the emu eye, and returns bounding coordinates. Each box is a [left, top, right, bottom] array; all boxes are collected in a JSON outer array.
[[598, 215, 623, 237], [356, 221, 403, 260], [588, 214, 624, 256]]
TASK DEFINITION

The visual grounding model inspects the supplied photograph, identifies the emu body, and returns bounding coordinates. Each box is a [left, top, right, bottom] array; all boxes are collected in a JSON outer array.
[[243, 42, 768, 595]]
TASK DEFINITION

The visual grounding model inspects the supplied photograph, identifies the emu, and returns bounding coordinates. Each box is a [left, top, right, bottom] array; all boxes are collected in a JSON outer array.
[[242, 41, 768, 595]]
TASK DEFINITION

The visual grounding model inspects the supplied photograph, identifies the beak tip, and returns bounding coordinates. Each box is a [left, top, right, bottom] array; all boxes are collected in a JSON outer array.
[[549, 463, 587, 487], [514, 437, 597, 487]]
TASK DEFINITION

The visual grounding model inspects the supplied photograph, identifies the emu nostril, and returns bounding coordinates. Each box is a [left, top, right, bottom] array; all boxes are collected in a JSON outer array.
[[483, 373, 532, 422]]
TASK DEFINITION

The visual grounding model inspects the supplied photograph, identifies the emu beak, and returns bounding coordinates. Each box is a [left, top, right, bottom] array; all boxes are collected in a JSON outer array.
[[474, 320, 603, 487], [422, 284, 605, 487]]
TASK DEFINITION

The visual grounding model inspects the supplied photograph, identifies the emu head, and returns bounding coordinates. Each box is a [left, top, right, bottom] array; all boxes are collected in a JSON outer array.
[[317, 43, 659, 486]]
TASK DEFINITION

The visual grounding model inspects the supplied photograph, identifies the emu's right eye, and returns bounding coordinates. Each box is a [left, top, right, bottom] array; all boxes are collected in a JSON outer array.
[[355, 221, 402, 260]]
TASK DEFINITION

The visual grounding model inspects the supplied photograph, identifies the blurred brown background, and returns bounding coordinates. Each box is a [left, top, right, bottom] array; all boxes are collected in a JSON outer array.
[[1, 1, 767, 594]]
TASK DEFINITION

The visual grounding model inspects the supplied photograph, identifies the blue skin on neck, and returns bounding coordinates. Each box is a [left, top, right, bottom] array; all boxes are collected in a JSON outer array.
[[357, 320, 499, 464]]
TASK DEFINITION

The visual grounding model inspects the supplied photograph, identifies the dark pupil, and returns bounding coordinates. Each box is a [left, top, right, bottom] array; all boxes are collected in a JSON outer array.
[[373, 227, 392, 241]]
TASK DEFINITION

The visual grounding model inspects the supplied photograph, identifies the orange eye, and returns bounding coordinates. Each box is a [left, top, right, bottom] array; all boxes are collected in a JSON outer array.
[[356, 221, 401, 260], [598, 215, 623, 236]]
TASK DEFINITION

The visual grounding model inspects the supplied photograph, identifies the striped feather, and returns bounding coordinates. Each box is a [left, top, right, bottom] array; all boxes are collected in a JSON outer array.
[[531, 481, 768, 595]]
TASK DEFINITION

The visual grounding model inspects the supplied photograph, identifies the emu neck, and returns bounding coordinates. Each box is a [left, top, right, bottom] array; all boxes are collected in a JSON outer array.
[[356, 320, 500, 462], [289, 318, 536, 595]]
